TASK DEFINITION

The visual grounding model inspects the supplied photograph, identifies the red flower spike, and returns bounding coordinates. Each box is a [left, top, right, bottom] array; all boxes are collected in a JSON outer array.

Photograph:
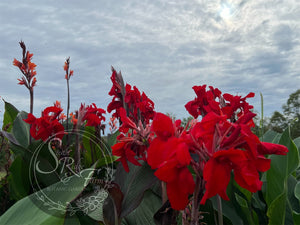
[[13, 41, 37, 91], [82, 103, 106, 128]]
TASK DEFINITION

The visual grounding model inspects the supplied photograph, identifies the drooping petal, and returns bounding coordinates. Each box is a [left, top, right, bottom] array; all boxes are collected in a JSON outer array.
[[175, 140, 191, 166], [166, 167, 195, 210], [201, 156, 231, 204], [154, 159, 178, 182], [119, 107, 137, 132], [258, 142, 289, 155], [151, 113, 174, 140], [234, 162, 262, 193], [147, 138, 168, 169]]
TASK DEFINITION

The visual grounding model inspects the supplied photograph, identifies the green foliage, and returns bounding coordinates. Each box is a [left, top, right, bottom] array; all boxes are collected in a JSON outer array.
[[265, 128, 300, 225], [103, 161, 158, 224], [2, 100, 19, 132], [0, 167, 96, 225], [122, 190, 161, 225], [269, 111, 288, 133], [268, 89, 300, 139]]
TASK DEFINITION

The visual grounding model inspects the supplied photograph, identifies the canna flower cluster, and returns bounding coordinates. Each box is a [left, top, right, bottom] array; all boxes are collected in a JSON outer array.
[[24, 102, 106, 142], [24, 105, 65, 141], [107, 67, 155, 172], [107, 67, 155, 125], [109, 79, 289, 210]]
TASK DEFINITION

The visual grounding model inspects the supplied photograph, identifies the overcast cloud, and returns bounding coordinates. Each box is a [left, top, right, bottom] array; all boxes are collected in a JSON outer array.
[[0, 0, 299, 125]]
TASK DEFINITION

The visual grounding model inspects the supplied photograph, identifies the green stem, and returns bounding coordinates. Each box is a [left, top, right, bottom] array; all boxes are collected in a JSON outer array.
[[29, 89, 33, 115], [190, 176, 201, 225], [161, 181, 167, 204], [217, 195, 223, 225], [260, 93, 264, 141], [29, 88, 33, 145], [66, 79, 70, 136]]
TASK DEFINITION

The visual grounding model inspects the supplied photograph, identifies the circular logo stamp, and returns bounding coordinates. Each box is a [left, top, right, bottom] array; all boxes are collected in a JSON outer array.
[[28, 128, 115, 217]]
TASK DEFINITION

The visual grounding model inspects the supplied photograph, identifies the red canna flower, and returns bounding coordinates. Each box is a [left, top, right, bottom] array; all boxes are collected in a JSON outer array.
[[83, 103, 106, 127], [112, 140, 142, 172], [184, 85, 289, 205], [112, 107, 151, 172], [107, 67, 155, 125], [24, 106, 65, 141], [200, 148, 271, 204], [185, 85, 221, 118], [147, 113, 195, 210]]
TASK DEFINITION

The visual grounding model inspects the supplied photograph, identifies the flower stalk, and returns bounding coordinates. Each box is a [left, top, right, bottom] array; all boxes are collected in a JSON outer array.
[[217, 195, 223, 225]]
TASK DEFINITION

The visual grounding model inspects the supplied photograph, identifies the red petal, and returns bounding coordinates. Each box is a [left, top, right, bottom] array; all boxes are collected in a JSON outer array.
[[175, 141, 191, 166], [166, 167, 195, 210], [154, 159, 178, 182], [23, 113, 36, 124], [258, 142, 289, 155], [200, 157, 231, 204], [151, 113, 174, 139], [119, 107, 137, 131]]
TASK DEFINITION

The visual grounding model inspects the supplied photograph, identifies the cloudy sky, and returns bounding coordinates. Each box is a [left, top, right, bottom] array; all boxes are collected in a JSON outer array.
[[0, 0, 299, 126]]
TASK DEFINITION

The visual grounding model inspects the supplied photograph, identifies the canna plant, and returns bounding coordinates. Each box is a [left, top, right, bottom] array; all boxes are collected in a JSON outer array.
[[0, 42, 299, 225]]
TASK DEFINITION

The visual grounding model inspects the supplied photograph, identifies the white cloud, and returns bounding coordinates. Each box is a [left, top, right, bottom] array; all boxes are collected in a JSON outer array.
[[0, 0, 299, 126]]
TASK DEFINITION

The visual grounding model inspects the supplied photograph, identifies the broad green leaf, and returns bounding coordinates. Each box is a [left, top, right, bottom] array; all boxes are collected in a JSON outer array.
[[287, 176, 300, 213], [294, 137, 300, 150], [82, 189, 108, 221], [293, 211, 300, 225], [2, 100, 19, 132], [267, 192, 286, 225], [266, 128, 299, 224], [82, 126, 108, 167], [7, 140, 61, 189], [220, 176, 256, 225], [124, 190, 161, 225], [97, 155, 118, 167], [107, 131, 120, 148], [116, 162, 158, 218], [12, 111, 30, 148], [262, 130, 281, 144], [0, 167, 95, 225], [294, 181, 300, 201], [211, 195, 243, 225], [103, 161, 158, 224], [8, 155, 30, 200], [266, 128, 299, 205]]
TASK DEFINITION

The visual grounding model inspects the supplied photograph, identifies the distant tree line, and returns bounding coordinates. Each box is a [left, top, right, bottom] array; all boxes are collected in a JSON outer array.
[[272, 89, 300, 138], [253, 89, 300, 139]]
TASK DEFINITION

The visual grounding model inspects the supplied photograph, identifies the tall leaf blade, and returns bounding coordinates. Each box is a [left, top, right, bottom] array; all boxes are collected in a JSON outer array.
[[2, 100, 19, 132], [0, 167, 95, 225], [266, 128, 299, 205], [266, 128, 299, 224], [267, 192, 286, 225], [12, 111, 30, 148]]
